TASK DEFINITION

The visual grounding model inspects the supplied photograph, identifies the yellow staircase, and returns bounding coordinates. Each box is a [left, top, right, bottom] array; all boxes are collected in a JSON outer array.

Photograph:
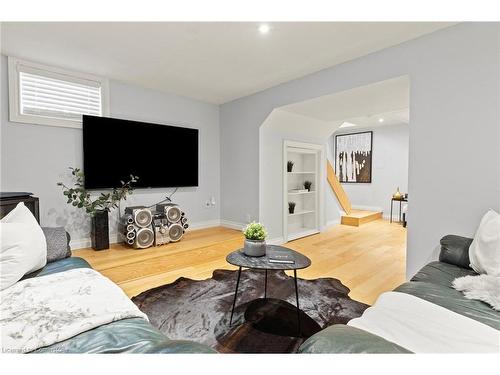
[[326, 161, 382, 227]]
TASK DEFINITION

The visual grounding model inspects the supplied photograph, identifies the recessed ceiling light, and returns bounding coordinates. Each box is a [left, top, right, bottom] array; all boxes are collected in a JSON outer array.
[[340, 122, 357, 128], [258, 24, 270, 35], [378, 118, 385, 123]]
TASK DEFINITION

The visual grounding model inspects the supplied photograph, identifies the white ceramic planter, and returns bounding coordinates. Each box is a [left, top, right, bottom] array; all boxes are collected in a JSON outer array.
[[243, 239, 266, 257]]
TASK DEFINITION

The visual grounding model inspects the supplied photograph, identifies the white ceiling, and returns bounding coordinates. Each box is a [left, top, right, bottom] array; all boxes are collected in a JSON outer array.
[[281, 76, 409, 129], [1, 22, 453, 104], [341, 108, 409, 130]]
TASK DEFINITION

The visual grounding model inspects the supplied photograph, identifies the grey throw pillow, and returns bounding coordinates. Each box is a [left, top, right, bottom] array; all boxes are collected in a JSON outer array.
[[41, 227, 71, 263]]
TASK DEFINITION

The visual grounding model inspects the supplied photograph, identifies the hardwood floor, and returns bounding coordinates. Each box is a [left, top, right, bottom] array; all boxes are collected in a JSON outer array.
[[73, 219, 406, 305]]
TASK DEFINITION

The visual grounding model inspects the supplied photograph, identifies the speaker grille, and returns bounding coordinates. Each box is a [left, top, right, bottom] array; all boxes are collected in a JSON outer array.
[[135, 227, 154, 248], [168, 223, 184, 242], [166, 206, 182, 223], [134, 209, 152, 227]]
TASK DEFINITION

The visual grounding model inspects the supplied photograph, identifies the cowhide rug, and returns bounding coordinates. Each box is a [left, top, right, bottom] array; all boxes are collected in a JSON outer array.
[[132, 269, 368, 353]]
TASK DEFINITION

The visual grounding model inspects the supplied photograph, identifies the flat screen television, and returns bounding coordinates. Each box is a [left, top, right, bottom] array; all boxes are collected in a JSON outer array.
[[82, 115, 198, 189]]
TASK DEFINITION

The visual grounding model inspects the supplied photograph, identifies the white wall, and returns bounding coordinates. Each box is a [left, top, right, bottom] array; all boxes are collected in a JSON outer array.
[[331, 124, 409, 218], [0, 55, 221, 248], [259, 109, 341, 241], [220, 23, 500, 277]]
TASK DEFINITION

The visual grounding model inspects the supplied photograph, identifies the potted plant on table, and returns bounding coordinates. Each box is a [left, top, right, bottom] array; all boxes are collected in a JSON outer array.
[[242, 222, 268, 257], [57, 167, 138, 250]]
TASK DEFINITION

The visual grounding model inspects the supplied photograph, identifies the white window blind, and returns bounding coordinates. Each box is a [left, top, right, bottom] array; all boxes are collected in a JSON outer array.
[[8, 57, 108, 128]]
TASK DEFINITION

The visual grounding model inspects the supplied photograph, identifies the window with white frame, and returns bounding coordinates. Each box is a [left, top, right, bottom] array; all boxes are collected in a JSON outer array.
[[8, 57, 109, 128]]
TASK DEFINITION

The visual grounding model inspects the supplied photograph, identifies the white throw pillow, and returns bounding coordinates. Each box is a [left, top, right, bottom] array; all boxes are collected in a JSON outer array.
[[469, 209, 500, 276], [0, 203, 47, 290]]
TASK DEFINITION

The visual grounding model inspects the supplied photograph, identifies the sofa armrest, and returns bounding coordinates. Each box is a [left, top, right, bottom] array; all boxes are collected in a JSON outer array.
[[298, 325, 411, 354], [41, 227, 72, 263], [439, 235, 473, 269]]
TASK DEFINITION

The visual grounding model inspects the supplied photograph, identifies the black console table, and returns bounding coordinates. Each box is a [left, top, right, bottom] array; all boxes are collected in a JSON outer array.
[[226, 246, 318, 338], [0, 192, 40, 223]]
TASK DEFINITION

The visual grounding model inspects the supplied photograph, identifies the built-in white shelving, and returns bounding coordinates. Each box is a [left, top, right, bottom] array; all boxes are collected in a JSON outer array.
[[287, 191, 316, 196], [283, 141, 322, 242], [288, 210, 315, 217]]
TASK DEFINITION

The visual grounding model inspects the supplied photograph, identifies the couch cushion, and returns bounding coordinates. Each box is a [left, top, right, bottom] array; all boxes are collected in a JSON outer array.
[[42, 227, 71, 263], [411, 261, 477, 287], [1, 203, 47, 290], [469, 209, 500, 276], [299, 324, 411, 354], [395, 281, 500, 330], [22, 257, 91, 280], [33, 317, 216, 354], [439, 235, 473, 269]]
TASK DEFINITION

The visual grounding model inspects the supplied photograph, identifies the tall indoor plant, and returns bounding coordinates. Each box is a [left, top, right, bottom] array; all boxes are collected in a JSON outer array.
[[57, 167, 138, 250]]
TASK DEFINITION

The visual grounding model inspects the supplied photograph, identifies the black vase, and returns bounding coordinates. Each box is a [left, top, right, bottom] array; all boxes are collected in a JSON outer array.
[[91, 210, 109, 250]]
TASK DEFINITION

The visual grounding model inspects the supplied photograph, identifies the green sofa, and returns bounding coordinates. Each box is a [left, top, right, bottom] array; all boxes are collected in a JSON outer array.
[[22, 230, 215, 354], [299, 235, 500, 353]]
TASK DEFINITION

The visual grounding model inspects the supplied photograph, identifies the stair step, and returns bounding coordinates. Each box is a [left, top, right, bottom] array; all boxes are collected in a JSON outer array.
[[341, 210, 383, 227]]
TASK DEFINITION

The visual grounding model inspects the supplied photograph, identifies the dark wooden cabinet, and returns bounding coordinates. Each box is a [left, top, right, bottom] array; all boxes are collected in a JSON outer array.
[[0, 192, 40, 223]]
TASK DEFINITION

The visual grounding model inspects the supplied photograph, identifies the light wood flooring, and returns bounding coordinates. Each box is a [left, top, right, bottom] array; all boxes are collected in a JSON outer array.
[[73, 219, 406, 305]]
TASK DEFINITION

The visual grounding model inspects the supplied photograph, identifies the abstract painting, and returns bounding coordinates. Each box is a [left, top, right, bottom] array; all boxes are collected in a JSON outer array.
[[335, 131, 372, 183]]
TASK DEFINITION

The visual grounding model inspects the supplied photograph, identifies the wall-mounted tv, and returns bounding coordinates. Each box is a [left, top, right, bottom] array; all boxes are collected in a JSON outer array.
[[82, 115, 198, 189]]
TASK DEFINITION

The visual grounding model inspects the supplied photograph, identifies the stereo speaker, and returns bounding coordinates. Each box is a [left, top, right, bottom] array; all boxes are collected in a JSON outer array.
[[122, 203, 189, 249], [134, 227, 155, 249], [156, 203, 182, 223], [153, 218, 170, 246], [168, 223, 184, 242]]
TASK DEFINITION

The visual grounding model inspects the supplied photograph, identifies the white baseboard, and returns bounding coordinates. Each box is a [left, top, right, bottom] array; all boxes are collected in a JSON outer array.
[[267, 237, 285, 245], [188, 219, 221, 230], [70, 233, 120, 251], [325, 219, 340, 229], [351, 204, 383, 212], [219, 220, 246, 231], [70, 219, 223, 250]]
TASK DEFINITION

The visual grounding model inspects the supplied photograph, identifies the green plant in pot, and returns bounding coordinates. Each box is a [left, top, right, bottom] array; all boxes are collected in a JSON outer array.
[[304, 180, 312, 192], [242, 222, 268, 257], [288, 201, 296, 214], [57, 167, 139, 251], [287, 160, 294, 172]]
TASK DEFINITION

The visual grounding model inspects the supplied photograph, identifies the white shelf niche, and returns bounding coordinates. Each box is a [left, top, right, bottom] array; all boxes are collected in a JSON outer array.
[[284, 141, 322, 242]]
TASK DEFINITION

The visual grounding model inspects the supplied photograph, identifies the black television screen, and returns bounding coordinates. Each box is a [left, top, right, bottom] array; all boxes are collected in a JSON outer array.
[[82, 115, 198, 189]]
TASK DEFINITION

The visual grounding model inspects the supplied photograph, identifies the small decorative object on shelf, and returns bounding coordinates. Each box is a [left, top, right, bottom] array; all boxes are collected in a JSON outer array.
[[287, 160, 294, 172], [303, 180, 312, 192], [57, 167, 138, 251], [288, 201, 296, 214], [242, 222, 267, 257], [392, 187, 402, 200]]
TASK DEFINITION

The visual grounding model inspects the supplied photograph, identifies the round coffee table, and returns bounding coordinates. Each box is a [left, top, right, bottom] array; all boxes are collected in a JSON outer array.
[[226, 245, 313, 337]]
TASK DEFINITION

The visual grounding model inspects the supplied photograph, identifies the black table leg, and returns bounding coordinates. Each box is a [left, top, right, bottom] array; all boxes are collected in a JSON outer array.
[[264, 269, 268, 299], [390, 199, 393, 223], [399, 200, 402, 223], [229, 266, 242, 326], [293, 269, 301, 336]]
